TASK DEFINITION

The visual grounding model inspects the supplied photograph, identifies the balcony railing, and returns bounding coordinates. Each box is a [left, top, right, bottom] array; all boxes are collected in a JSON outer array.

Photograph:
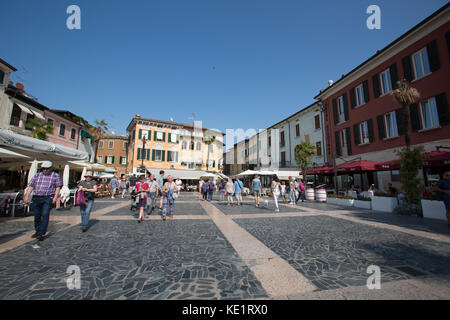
[[278, 161, 298, 168]]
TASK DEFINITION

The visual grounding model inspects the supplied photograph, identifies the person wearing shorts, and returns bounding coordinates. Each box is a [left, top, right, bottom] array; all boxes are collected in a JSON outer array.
[[234, 177, 243, 206], [226, 178, 235, 206], [252, 175, 262, 207], [135, 175, 149, 223]]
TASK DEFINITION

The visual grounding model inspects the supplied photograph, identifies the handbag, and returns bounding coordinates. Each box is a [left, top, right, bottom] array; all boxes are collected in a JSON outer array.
[[76, 190, 87, 206]]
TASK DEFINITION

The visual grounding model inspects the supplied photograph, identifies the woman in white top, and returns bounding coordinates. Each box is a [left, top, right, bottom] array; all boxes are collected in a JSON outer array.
[[288, 177, 296, 205], [271, 178, 282, 212], [162, 176, 178, 221], [226, 178, 235, 206], [280, 181, 287, 203], [198, 179, 204, 200]]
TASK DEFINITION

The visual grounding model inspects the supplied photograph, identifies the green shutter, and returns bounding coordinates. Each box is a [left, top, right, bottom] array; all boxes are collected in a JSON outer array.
[[119, 156, 123, 164], [176, 152, 178, 162], [162, 150, 166, 162], [152, 149, 155, 161], [139, 129, 142, 139], [154, 131, 157, 140], [104, 156, 107, 164], [146, 149, 150, 160], [132, 130, 135, 140], [163, 132, 166, 142], [148, 130, 151, 141], [213, 160, 215, 168], [137, 148, 141, 160], [111, 156, 115, 164]]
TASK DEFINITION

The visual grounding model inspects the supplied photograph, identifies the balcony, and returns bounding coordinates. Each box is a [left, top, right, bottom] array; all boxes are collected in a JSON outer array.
[[278, 161, 298, 169]]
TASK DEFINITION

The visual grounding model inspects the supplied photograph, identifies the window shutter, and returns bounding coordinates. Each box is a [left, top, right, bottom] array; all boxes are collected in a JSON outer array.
[[104, 156, 108, 164], [176, 152, 178, 162], [213, 160, 215, 168], [132, 130, 135, 140], [363, 80, 370, 102], [436, 93, 450, 126], [139, 129, 142, 139], [377, 115, 386, 140], [335, 132, 341, 157], [389, 63, 399, 89], [163, 132, 166, 142], [343, 93, 349, 121], [148, 130, 151, 141], [119, 156, 123, 164], [154, 131, 157, 140], [349, 88, 356, 109], [162, 150, 166, 162], [353, 124, 360, 146], [345, 127, 352, 156], [446, 31, 450, 58], [332, 99, 338, 124], [111, 156, 115, 164], [152, 149, 155, 161], [372, 73, 381, 98], [426, 40, 440, 72], [402, 55, 413, 82], [137, 148, 141, 160], [396, 108, 405, 135], [368, 119, 375, 142], [410, 103, 420, 132]]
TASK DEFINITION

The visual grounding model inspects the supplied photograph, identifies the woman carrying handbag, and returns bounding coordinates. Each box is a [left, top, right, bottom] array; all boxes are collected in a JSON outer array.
[[77, 171, 97, 232]]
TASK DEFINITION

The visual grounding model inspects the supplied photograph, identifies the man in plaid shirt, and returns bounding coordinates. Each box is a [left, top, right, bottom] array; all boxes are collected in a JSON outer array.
[[24, 161, 63, 241]]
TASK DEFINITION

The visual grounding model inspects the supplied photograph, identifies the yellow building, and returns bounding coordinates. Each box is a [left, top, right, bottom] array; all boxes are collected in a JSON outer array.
[[126, 115, 224, 176]]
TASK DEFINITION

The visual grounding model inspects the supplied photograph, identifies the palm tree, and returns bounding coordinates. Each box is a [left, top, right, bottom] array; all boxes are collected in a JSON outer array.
[[203, 134, 216, 171], [25, 118, 54, 140], [391, 80, 420, 150], [294, 142, 316, 179]]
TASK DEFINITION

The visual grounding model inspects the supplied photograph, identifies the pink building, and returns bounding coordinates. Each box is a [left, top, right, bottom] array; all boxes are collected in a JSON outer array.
[[44, 110, 81, 150]]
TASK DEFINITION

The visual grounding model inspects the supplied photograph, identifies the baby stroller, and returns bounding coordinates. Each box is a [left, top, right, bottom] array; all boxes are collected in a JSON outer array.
[[130, 190, 138, 212]]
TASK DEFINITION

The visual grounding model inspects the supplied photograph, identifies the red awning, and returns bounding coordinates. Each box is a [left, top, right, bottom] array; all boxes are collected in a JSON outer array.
[[375, 151, 450, 171], [306, 166, 335, 175], [337, 160, 380, 174]]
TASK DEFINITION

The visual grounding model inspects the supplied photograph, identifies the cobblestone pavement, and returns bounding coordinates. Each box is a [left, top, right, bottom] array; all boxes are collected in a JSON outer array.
[[0, 192, 449, 300]]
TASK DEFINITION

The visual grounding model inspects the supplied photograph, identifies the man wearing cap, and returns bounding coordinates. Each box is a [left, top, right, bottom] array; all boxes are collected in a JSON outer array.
[[24, 161, 63, 241]]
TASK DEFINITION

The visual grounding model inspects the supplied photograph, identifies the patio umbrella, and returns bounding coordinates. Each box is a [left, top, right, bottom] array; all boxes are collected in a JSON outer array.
[[0, 147, 29, 159], [59, 164, 71, 204], [28, 159, 39, 184], [80, 167, 87, 181]]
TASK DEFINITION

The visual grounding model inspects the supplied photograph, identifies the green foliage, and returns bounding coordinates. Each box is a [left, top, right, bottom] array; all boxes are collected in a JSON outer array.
[[422, 194, 442, 201], [294, 142, 316, 176], [373, 192, 397, 198], [25, 118, 54, 140], [327, 194, 355, 199], [396, 147, 423, 205], [356, 196, 371, 201]]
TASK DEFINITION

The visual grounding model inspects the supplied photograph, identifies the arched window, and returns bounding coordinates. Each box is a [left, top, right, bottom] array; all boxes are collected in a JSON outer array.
[[196, 142, 202, 151], [190, 141, 195, 150], [182, 141, 187, 150]]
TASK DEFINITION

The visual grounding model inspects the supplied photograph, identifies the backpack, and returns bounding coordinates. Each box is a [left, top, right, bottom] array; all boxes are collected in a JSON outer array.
[[300, 182, 305, 191], [202, 184, 207, 193], [209, 183, 214, 191]]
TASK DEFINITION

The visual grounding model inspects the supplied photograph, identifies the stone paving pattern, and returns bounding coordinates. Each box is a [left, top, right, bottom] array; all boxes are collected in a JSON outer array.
[[236, 215, 450, 290]]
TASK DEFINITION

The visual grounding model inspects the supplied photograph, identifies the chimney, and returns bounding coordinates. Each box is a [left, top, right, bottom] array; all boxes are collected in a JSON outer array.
[[136, 114, 141, 119], [16, 83, 24, 90]]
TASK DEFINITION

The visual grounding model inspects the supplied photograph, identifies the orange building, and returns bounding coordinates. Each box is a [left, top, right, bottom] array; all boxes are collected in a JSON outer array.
[[95, 134, 128, 176]]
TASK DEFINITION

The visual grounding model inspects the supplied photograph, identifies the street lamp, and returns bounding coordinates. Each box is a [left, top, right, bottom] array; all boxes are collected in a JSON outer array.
[[139, 136, 146, 174]]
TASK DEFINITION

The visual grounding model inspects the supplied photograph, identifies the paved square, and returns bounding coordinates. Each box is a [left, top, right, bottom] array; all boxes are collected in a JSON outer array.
[[0, 192, 449, 300]]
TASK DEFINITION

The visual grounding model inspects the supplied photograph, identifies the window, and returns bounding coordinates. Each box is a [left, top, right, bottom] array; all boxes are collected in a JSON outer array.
[[340, 130, 347, 153], [188, 163, 195, 169], [137, 149, 149, 160], [380, 69, 392, 95], [316, 141, 322, 156], [412, 48, 431, 80], [384, 112, 398, 138], [123, 142, 128, 150], [0, 70, 4, 85], [156, 131, 164, 141], [196, 142, 202, 151], [268, 136, 271, 147], [97, 156, 102, 163], [190, 141, 195, 150], [169, 133, 177, 143], [359, 121, 369, 144], [337, 96, 345, 123], [98, 141, 104, 149], [106, 156, 114, 165], [46, 118, 54, 126], [120, 157, 127, 165], [295, 124, 300, 136], [280, 131, 285, 147], [182, 141, 187, 150], [314, 115, 321, 129], [420, 98, 440, 129], [355, 84, 365, 106], [108, 141, 114, 149], [154, 150, 163, 161], [59, 123, 66, 136], [304, 134, 310, 143], [167, 151, 177, 162], [140, 130, 149, 139], [70, 128, 76, 140]]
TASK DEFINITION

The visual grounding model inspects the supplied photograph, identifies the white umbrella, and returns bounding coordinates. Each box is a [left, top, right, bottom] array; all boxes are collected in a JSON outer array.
[[59, 164, 71, 204], [0, 147, 29, 159], [28, 159, 39, 184], [238, 170, 259, 176], [80, 167, 87, 181]]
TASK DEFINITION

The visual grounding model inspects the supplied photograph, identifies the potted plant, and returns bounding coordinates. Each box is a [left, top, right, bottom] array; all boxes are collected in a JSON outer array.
[[326, 194, 355, 207], [371, 192, 398, 212], [354, 196, 372, 210], [421, 194, 446, 221]]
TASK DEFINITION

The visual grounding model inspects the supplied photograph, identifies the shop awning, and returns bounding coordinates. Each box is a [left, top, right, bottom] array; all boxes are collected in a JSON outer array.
[[306, 166, 335, 175], [16, 103, 34, 115], [375, 151, 450, 171], [80, 129, 93, 140], [337, 160, 380, 174], [276, 170, 302, 180]]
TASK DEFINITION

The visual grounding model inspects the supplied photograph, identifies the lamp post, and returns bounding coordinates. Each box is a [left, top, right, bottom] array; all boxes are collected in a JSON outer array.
[[140, 136, 146, 174]]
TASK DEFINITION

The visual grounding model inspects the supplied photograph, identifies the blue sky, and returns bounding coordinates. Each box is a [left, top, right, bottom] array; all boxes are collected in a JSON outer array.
[[1, 0, 448, 141]]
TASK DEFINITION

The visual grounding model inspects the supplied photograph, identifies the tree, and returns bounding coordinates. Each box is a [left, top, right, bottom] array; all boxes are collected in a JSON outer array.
[[88, 120, 108, 163], [25, 118, 54, 140], [203, 133, 216, 171], [294, 142, 316, 179]]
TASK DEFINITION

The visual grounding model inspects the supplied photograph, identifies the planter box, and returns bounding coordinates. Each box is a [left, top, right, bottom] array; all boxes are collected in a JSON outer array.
[[421, 199, 447, 221], [354, 200, 371, 210], [371, 196, 398, 212], [327, 198, 354, 207]]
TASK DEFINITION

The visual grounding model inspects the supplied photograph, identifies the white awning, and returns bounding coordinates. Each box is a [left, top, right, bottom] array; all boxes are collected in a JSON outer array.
[[31, 111, 45, 120], [275, 170, 303, 180], [16, 103, 33, 115], [0, 147, 29, 159], [146, 168, 208, 180]]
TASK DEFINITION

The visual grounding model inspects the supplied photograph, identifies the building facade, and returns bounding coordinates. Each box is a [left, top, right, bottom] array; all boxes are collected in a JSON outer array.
[[316, 5, 450, 191], [96, 134, 128, 176], [126, 115, 224, 175]]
